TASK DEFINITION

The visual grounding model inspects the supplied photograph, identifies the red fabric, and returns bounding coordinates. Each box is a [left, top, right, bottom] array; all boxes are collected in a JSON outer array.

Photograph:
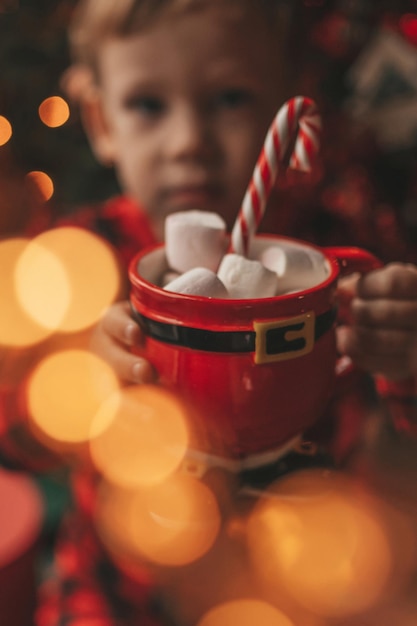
[[35, 513, 164, 626], [58, 196, 158, 271], [375, 375, 417, 437]]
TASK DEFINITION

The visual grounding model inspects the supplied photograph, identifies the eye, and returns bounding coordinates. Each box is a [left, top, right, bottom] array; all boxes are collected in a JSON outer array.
[[215, 89, 252, 109], [126, 95, 165, 116]]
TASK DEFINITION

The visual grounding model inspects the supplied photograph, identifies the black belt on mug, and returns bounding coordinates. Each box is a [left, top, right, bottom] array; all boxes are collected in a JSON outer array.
[[131, 304, 337, 363]]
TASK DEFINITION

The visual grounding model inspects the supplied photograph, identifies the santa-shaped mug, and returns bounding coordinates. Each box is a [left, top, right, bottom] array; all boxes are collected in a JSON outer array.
[[129, 234, 381, 460]]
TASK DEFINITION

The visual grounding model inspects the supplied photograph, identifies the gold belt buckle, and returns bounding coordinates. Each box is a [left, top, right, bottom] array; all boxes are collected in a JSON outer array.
[[254, 311, 315, 365]]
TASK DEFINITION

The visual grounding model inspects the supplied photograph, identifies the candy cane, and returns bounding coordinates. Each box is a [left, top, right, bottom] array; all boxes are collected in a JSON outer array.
[[230, 96, 322, 256]]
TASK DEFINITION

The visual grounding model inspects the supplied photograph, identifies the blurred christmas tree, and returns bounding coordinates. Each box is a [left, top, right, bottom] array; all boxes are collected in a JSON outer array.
[[285, 0, 417, 262]]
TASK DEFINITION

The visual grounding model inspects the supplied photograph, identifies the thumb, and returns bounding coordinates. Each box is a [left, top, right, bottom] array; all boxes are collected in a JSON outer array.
[[336, 272, 360, 325]]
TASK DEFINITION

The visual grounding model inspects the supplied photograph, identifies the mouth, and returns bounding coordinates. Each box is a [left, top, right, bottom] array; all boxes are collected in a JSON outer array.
[[161, 183, 223, 211]]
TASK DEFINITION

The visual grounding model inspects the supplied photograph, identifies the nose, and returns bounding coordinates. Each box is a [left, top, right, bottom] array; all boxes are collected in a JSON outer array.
[[163, 105, 213, 162]]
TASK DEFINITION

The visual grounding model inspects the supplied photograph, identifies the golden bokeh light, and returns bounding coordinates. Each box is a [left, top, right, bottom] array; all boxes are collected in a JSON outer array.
[[247, 470, 393, 619], [0, 238, 55, 346], [38, 96, 70, 128], [130, 474, 221, 566], [15, 239, 71, 330], [353, 602, 417, 626], [90, 385, 189, 488], [197, 599, 294, 626], [96, 474, 221, 567], [0, 115, 12, 146], [18, 227, 121, 332], [25, 171, 54, 202], [95, 482, 143, 565], [27, 350, 120, 444]]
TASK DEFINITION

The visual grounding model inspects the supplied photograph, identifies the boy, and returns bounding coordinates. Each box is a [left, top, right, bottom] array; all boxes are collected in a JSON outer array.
[[2, 0, 417, 624], [67, 0, 417, 390]]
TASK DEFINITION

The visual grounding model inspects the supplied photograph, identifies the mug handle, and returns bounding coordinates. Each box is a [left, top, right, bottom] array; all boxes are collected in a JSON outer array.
[[324, 246, 382, 277], [323, 246, 383, 377]]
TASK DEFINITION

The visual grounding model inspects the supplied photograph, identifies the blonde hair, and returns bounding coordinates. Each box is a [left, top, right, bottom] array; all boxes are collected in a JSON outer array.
[[69, 0, 289, 68]]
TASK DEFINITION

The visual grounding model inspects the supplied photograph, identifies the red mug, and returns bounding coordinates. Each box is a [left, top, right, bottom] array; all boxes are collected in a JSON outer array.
[[129, 235, 381, 459]]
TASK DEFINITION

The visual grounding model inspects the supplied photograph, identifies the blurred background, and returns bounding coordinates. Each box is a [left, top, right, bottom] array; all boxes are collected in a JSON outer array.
[[0, 0, 417, 260], [0, 0, 119, 240], [1, 1, 417, 624]]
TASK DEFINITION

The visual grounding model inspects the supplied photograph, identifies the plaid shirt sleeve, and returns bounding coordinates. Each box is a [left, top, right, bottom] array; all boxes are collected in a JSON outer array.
[[35, 509, 172, 626]]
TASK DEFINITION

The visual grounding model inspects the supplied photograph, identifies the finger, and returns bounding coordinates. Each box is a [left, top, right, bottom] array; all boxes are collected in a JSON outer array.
[[351, 298, 417, 331], [336, 326, 409, 379], [124, 354, 156, 385], [115, 351, 156, 384], [102, 301, 143, 347], [337, 326, 417, 379], [90, 308, 154, 384], [336, 273, 361, 325], [357, 263, 417, 300], [95, 334, 155, 384], [337, 273, 361, 297], [339, 325, 415, 356]]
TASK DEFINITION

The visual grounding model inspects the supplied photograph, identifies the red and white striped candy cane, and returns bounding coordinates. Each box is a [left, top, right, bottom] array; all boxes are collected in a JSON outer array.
[[230, 96, 322, 256]]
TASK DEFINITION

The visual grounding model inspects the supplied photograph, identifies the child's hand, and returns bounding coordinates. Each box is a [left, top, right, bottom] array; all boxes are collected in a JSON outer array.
[[336, 263, 417, 381], [90, 300, 156, 384]]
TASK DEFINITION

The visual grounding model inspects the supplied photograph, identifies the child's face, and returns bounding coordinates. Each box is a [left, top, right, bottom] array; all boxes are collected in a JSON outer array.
[[91, 3, 284, 236]]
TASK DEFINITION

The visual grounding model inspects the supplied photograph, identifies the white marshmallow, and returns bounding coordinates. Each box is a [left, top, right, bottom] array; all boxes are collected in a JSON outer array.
[[160, 270, 181, 287], [217, 253, 277, 299], [260, 245, 327, 294], [165, 210, 228, 273], [164, 267, 229, 298]]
